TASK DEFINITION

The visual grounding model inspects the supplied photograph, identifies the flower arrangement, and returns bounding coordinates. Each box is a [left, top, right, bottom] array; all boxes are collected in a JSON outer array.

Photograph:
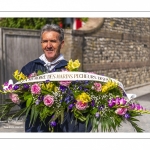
[[0, 59, 150, 132]]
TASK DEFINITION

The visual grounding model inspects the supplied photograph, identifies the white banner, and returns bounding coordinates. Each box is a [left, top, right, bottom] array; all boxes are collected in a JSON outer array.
[[15, 72, 136, 101]]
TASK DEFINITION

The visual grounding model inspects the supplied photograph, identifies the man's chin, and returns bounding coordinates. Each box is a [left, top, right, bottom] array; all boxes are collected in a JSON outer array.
[[45, 55, 57, 61]]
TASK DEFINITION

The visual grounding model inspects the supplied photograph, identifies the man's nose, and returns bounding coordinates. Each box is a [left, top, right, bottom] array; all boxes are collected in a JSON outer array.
[[47, 41, 52, 47]]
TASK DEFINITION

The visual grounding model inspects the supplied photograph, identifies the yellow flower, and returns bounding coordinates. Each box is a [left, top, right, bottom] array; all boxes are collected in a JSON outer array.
[[101, 86, 107, 93], [41, 82, 57, 92], [13, 70, 19, 76], [13, 70, 27, 80], [73, 59, 80, 69], [54, 86, 58, 92], [46, 82, 54, 90], [76, 92, 91, 103], [66, 59, 80, 71], [13, 70, 20, 80], [101, 80, 118, 93], [19, 72, 27, 80]]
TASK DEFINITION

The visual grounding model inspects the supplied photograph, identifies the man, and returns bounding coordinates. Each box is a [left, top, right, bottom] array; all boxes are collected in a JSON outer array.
[[21, 24, 92, 132]]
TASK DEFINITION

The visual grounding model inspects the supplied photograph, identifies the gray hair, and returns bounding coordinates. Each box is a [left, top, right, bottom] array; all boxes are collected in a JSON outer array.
[[41, 24, 64, 41]]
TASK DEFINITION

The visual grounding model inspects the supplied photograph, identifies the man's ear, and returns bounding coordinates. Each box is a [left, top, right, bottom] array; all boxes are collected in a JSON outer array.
[[60, 40, 64, 48]]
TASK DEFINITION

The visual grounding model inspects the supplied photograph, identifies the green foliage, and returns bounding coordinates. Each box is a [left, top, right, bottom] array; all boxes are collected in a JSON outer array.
[[0, 100, 16, 120], [0, 18, 89, 29], [73, 109, 86, 122], [81, 18, 88, 22], [128, 119, 144, 132], [37, 70, 44, 76], [0, 18, 64, 29]]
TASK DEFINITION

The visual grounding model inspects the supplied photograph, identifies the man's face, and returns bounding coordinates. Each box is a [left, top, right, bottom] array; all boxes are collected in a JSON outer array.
[[41, 31, 64, 62]]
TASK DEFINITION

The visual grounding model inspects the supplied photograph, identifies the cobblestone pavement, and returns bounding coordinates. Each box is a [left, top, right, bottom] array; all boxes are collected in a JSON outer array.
[[0, 94, 150, 133]]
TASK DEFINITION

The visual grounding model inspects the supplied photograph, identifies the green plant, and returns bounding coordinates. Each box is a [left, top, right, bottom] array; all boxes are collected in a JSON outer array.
[[81, 18, 88, 22], [0, 18, 65, 29]]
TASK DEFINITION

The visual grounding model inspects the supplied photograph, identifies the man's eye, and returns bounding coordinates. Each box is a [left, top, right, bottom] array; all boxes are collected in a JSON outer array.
[[42, 40, 48, 43], [42, 40, 56, 43]]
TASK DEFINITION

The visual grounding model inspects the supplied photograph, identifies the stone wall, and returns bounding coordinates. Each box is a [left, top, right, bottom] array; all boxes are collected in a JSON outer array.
[[62, 30, 83, 71], [69, 18, 150, 88]]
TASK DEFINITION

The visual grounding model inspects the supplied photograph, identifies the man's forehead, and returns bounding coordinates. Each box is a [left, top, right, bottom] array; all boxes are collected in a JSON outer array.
[[42, 31, 60, 38]]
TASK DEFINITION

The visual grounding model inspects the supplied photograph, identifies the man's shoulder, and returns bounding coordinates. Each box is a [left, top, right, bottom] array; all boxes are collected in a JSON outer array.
[[51, 60, 67, 72], [21, 58, 45, 76], [55, 59, 68, 69], [60, 59, 68, 64], [23, 58, 45, 67]]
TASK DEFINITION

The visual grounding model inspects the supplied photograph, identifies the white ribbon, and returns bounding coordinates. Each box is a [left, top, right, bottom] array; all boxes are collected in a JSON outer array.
[[15, 72, 136, 101]]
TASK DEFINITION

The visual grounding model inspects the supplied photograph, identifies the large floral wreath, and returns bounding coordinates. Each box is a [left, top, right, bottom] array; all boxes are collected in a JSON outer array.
[[0, 59, 150, 132]]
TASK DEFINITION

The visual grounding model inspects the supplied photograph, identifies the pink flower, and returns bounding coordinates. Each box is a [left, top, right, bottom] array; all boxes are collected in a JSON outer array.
[[115, 98, 120, 105], [28, 72, 37, 78], [75, 101, 88, 110], [43, 95, 54, 107], [115, 108, 127, 115], [9, 93, 20, 104], [31, 83, 41, 94], [128, 103, 135, 110], [59, 81, 71, 87], [93, 82, 102, 92], [119, 98, 127, 105], [134, 104, 143, 110]]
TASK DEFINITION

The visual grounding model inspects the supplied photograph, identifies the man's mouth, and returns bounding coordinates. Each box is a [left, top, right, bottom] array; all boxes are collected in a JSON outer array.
[[45, 49, 54, 51]]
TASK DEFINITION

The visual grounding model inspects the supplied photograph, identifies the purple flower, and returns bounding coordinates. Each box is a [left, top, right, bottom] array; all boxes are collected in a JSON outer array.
[[95, 112, 100, 118], [84, 80, 89, 85], [23, 83, 29, 90], [3, 79, 13, 91], [71, 81, 76, 84], [108, 103, 115, 108], [64, 96, 71, 104], [135, 104, 143, 110], [108, 99, 115, 108], [8, 84, 13, 90], [91, 100, 95, 107], [13, 84, 19, 90], [119, 98, 127, 105], [124, 113, 130, 119], [4, 82, 8, 86], [98, 105, 104, 111], [45, 80, 50, 83], [59, 85, 67, 92], [115, 97, 120, 105], [68, 104, 74, 109], [38, 95, 44, 101], [128, 103, 135, 110], [35, 100, 40, 105], [79, 86, 82, 90], [84, 88, 89, 92], [64, 94, 74, 103], [50, 121, 57, 127]]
